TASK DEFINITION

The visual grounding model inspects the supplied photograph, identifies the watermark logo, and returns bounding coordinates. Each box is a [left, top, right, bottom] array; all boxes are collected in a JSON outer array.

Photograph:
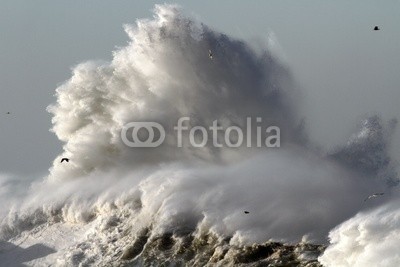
[[121, 117, 280, 148], [121, 122, 166, 147]]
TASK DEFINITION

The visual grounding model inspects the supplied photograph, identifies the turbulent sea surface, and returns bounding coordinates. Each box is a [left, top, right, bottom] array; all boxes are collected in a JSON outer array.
[[0, 4, 399, 266]]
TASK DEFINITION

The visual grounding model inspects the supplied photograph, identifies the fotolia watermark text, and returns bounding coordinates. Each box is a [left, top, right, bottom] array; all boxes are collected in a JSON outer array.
[[121, 117, 280, 148]]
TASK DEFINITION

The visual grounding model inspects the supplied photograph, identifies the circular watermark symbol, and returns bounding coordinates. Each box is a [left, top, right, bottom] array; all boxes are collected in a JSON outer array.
[[121, 122, 166, 147]]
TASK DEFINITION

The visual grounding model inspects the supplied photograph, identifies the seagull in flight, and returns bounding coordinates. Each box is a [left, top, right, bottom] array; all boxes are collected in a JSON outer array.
[[60, 158, 69, 163], [373, 26, 380, 31], [208, 49, 213, 60], [364, 193, 384, 202], [244, 211, 249, 214]]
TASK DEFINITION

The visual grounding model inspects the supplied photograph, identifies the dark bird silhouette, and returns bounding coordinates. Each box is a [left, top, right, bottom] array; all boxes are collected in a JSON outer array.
[[208, 49, 213, 60], [60, 158, 69, 163], [6, 112, 10, 114], [244, 211, 249, 214], [374, 26, 380, 31], [364, 192, 384, 202]]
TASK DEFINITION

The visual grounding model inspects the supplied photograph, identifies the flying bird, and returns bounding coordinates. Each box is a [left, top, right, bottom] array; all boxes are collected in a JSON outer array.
[[6, 112, 10, 114], [60, 158, 69, 163], [373, 26, 380, 31], [364, 193, 384, 202], [244, 211, 249, 214], [208, 49, 213, 60]]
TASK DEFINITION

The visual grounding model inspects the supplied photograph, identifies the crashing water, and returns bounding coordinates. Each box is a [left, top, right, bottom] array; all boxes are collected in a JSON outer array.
[[0, 4, 398, 266]]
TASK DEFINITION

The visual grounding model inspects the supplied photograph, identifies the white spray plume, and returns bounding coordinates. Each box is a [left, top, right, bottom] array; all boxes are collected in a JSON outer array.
[[46, 4, 303, 182], [320, 196, 400, 267]]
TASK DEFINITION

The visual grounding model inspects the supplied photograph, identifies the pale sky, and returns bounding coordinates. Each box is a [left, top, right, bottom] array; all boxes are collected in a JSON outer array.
[[1, 0, 399, 176]]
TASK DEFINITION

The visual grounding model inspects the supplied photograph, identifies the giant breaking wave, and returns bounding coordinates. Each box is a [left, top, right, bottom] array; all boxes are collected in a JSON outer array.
[[0, 4, 398, 266]]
